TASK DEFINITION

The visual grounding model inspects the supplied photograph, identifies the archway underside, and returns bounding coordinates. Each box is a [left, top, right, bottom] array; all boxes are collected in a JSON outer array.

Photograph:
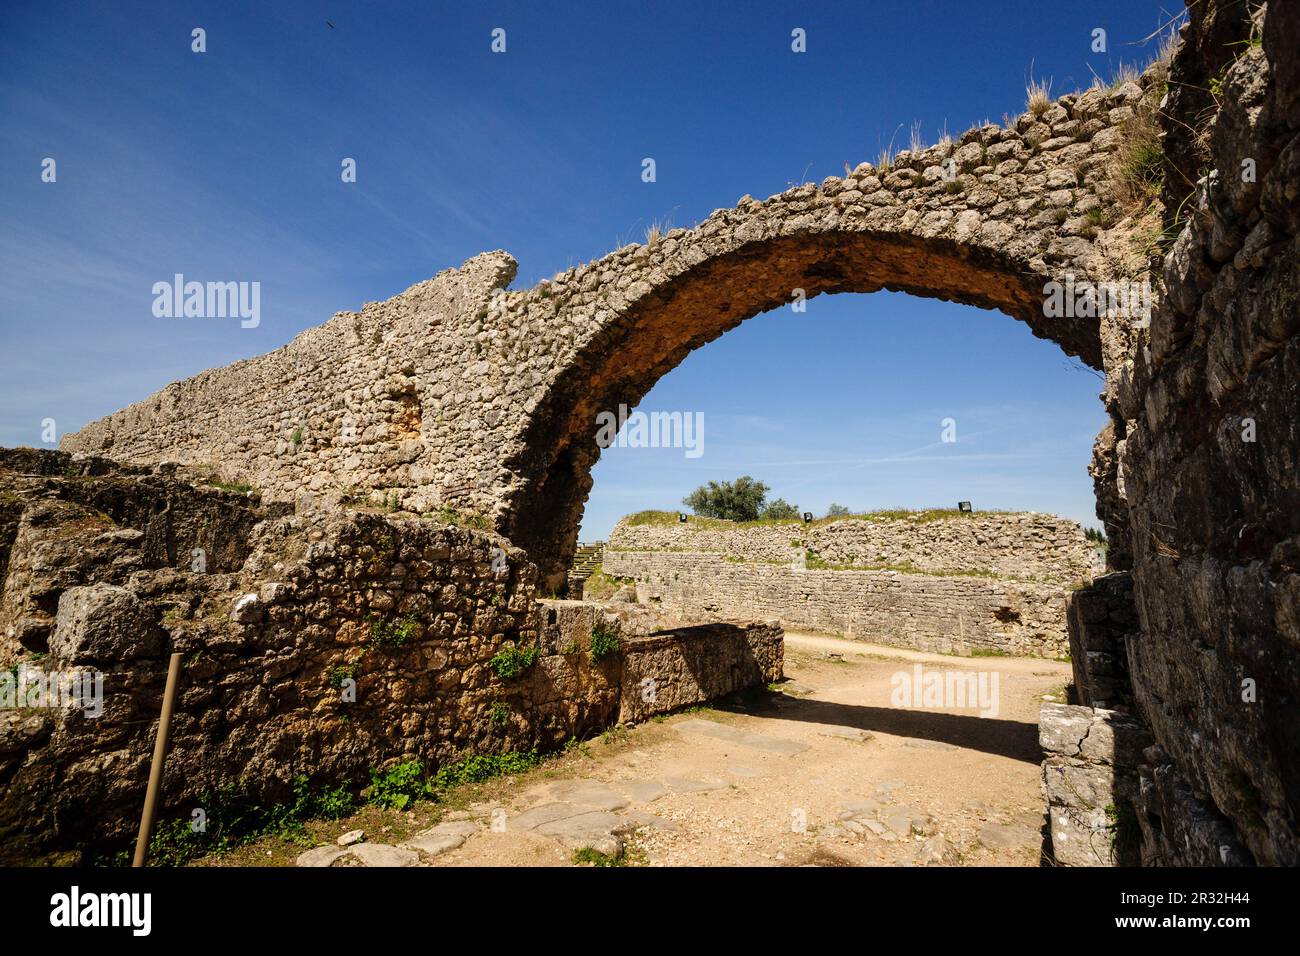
[[501, 230, 1103, 591]]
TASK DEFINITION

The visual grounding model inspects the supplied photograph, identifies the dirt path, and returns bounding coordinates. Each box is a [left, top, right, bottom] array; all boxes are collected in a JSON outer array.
[[367, 632, 1072, 867]]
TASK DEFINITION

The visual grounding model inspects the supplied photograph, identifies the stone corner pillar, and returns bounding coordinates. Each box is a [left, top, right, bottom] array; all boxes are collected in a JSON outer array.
[[1039, 702, 1150, 866], [1065, 570, 1137, 709]]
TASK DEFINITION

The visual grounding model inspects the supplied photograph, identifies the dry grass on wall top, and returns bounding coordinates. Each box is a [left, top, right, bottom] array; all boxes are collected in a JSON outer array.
[[624, 508, 1014, 530]]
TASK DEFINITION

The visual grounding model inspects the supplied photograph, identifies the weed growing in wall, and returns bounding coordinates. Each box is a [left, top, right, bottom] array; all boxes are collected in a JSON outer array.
[[590, 621, 621, 662], [327, 662, 359, 689], [368, 613, 422, 647], [488, 641, 540, 680]]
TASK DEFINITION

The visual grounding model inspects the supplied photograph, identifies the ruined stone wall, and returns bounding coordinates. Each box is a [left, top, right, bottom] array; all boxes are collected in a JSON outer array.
[[47, 0, 1300, 866], [58, 254, 518, 518], [62, 82, 1149, 590], [604, 549, 1071, 659], [1105, 1, 1299, 866], [608, 511, 1098, 582], [0, 452, 780, 863]]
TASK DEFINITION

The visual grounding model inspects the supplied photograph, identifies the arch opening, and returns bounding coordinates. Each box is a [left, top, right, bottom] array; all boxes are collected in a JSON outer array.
[[499, 230, 1105, 592]]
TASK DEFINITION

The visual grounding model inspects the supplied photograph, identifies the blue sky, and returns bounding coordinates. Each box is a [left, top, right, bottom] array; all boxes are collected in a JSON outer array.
[[0, 1, 1179, 538]]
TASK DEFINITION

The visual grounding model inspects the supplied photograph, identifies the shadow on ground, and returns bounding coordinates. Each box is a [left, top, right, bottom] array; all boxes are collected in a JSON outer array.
[[709, 687, 1042, 764]]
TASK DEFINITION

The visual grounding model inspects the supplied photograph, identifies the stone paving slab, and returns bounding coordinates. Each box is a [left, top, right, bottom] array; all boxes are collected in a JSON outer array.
[[675, 719, 809, 756], [296, 845, 350, 867], [620, 808, 678, 831], [838, 798, 883, 818], [818, 726, 874, 742], [977, 822, 1039, 849], [508, 801, 588, 831], [901, 738, 960, 752], [348, 843, 420, 867], [546, 779, 631, 811], [536, 809, 628, 856], [296, 842, 420, 867], [616, 779, 668, 803], [401, 820, 479, 858]]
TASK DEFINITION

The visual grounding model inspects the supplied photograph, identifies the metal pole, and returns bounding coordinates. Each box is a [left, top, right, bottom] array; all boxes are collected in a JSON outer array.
[[132, 651, 183, 867]]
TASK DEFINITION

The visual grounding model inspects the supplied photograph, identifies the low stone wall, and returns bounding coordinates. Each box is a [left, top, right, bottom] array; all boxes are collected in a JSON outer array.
[[534, 600, 783, 723], [618, 622, 783, 723], [0, 451, 780, 863], [604, 548, 1071, 659], [609, 512, 1098, 582]]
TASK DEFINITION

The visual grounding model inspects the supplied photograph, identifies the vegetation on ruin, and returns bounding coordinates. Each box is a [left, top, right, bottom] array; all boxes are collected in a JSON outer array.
[[136, 775, 355, 867], [1103, 26, 1182, 261], [589, 620, 621, 662], [1112, 106, 1164, 212], [580, 564, 634, 601], [433, 749, 544, 788], [488, 641, 540, 680], [368, 612, 423, 647], [327, 662, 360, 688], [626, 506, 1011, 530], [600, 723, 631, 746], [366, 760, 434, 810], [572, 846, 626, 867], [1105, 801, 1141, 857], [108, 744, 558, 866], [1025, 76, 1052, 117], [367, 750, 545, 810], [419, 504, 490, 530]]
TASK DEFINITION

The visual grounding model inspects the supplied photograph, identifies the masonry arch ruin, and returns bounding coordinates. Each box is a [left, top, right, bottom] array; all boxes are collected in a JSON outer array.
[[489, 82, 1149, 590], [48, 2, 1300, 865], [502, 229, 1108, 591], [62, 78, 1150, 595]]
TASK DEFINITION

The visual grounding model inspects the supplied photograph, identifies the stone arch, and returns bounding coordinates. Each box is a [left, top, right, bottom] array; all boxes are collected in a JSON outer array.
[[61, 80, 1153, 595], [492, 84, 1150, 591]]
